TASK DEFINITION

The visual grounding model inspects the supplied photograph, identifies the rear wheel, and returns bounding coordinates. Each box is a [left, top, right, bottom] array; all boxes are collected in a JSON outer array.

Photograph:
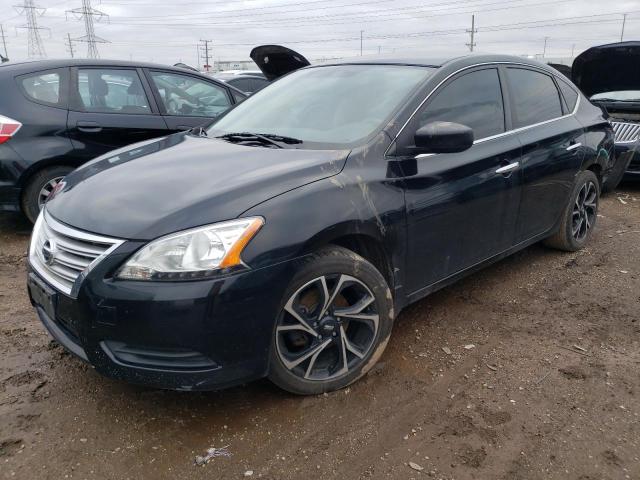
[[544, 170, 600, 251], [269, 246, 394, 395], [21, 166, 73, 223]]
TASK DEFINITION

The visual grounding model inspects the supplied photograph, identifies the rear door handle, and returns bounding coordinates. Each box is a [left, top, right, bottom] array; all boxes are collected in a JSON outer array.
[[176, 125, 193, 131], [76, 121, 102, 133], [566, 142, 582, 151], [495, 162, 520, 175]]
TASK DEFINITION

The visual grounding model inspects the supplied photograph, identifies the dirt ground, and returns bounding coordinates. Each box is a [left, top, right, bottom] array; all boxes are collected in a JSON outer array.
[[1, 185, 639, 480]]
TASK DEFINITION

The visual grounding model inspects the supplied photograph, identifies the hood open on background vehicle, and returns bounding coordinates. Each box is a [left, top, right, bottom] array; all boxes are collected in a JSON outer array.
[[572, 41, 640, 97], [250, 45, 310, 81]]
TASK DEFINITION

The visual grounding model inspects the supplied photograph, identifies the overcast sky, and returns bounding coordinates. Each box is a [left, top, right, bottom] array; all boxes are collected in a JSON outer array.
[[0, 0, 638, 68]]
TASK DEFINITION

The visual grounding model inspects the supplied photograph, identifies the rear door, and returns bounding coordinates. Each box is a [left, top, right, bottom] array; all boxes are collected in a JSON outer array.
[[145, 70, 235, 132], [503, 67, 585, 242], [67, 67, 167, 162]]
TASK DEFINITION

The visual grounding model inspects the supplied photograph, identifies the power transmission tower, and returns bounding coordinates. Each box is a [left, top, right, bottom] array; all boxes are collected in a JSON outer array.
[[360, 30, 364, 56], [14, 0, 48, 58], [621, 13, 627, 42], [66, 32, 75, 58], [0, 24, 8, 61], [466, 14, 477, 52], [200, 39, 212, 72], [67, 0, 109, 59], [542, 36, 550, 58]]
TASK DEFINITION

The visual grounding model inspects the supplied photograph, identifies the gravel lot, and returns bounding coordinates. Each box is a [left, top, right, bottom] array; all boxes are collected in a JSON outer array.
[[1, 185, 639, 480]]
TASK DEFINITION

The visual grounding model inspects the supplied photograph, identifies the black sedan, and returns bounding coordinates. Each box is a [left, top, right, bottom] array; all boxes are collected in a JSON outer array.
[[0, 59, 246, 222], [28, 53, 617, 395]]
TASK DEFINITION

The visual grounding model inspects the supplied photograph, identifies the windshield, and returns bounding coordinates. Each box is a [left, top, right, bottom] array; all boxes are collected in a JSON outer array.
[[208, 64, 435, 147], [591, 91, 640, 102]]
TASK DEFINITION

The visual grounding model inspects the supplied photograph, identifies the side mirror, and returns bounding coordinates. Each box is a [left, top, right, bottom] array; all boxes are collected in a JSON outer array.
[[413, 121, 474, 154]]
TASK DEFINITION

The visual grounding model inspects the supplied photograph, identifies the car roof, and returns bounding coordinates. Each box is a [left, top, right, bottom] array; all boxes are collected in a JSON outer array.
[[0, 58, 207, 74], [315, 52, 554, 70]]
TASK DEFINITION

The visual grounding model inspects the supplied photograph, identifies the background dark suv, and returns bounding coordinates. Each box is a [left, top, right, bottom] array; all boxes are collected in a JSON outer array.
[[0, 59, 246, 222]]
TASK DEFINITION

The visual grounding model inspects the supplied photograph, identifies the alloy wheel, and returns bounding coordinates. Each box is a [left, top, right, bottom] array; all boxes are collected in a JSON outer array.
[[572, 180, 597, 241], [275, 274, 379, 382], [38, 176, 65, 210]]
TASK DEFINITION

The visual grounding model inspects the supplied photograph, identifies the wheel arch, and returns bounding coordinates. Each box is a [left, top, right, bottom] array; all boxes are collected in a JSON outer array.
[[298, 223, 396, 291]]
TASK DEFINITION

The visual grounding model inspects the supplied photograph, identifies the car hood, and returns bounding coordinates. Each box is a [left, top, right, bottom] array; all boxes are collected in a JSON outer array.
[[572, 42, 640, 97], [250, 45, 311, 81], [47, 133, 349, 240]]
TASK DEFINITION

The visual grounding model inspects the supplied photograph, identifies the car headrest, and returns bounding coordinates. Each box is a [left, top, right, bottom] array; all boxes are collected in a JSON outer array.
[[89, 76, 108, 96], [127, 81, 143, 95]]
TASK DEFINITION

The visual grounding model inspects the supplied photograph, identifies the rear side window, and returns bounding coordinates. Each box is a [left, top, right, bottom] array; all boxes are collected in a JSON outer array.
[[228, 77, 251, 92], [21, 71, 61, 105], [419, 68, 505, 140], [77, 69, 151, 114], [506, 68, 563, 128], [557, 79, 579, 112]]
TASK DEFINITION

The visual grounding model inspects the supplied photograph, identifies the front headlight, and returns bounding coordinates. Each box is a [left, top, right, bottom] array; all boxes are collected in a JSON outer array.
[[116, 217, 264, 281]]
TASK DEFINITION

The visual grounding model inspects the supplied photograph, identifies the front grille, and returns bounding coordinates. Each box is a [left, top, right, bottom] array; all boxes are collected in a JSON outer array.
[[29, 211, 123, 296], [611, 121, 640, 144]]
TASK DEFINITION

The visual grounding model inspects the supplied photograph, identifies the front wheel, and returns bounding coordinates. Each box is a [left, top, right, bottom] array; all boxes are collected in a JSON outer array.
[[544, 169, 600, 252], [269, 246, 394, 395]]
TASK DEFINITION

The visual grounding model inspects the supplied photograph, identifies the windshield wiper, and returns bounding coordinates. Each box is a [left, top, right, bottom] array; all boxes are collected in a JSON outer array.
[[215, 132, 304, 149], [255, 133, 303, 145], [216, 132, 284, 149]]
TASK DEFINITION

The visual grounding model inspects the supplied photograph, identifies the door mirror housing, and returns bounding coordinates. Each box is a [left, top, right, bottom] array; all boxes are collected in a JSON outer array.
[[413, 121, 474, 155]]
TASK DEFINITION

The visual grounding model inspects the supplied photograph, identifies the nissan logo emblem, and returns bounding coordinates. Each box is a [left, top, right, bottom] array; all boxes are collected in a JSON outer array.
[[42, 239, 57, 266]]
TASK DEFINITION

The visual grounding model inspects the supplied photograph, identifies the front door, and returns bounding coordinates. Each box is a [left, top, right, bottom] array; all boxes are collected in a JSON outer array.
[[392, 67, 523, 294], [67, 67, 168, 162]]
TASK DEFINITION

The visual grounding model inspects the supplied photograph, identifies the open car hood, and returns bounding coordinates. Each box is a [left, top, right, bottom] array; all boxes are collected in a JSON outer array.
[[572, 42, 640, 97], [250, 45, 311, 81]]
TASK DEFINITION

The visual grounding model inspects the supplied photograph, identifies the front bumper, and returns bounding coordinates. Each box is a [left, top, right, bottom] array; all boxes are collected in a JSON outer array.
[[28, 251, 297, 391], [615, 144, 640, 180]]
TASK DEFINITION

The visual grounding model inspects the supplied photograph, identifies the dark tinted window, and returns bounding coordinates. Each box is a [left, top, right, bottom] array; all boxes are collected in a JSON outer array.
[[77, 69, 150, 114], [506, 68, 563, 128], [21, 70, 61, 105], [419, 68, 505, 140], [228, 77, 251, 92], [558, 79, 579, 112], [250, 77, 269, 92]]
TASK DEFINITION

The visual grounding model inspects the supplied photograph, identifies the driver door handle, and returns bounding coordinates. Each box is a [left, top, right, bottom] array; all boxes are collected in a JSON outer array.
[[495, 162, 520, 175]]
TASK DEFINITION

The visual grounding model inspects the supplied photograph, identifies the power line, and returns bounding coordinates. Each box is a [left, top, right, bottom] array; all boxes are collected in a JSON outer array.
[[67, 0, 109, 59], [14, 0, 48, 58]]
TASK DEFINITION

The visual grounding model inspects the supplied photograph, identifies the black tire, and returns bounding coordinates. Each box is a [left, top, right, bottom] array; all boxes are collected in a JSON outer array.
[[544, 170, 600, 252], [21, 166, 73, 223], [602, 154, 632, 194], [268, 246, 394, 395]]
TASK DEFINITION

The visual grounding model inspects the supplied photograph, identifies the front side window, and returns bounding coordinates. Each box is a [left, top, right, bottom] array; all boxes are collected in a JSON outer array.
[[419, 68, 505, 140], [209, 65, 434, 147], [149, 72, 231, 117], [21, 71, 61, 105], [506, 68, 563, 128], [77, 69, 150, 114]]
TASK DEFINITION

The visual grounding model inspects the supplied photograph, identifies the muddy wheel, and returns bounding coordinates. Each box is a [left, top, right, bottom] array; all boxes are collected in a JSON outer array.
[[544, 169, 600, 252], [269, 246, 394, 395], [21, 166, 73, 223]]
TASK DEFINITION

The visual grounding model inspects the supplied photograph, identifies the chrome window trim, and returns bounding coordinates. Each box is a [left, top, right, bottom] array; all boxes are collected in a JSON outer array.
[[29, 210, 124, 298], [390, 61, 581, 158]]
